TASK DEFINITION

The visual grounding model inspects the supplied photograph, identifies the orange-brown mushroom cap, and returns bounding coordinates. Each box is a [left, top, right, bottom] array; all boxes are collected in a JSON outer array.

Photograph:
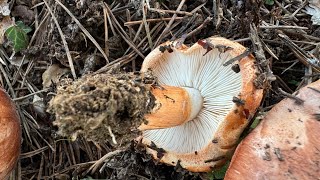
[[0, 88, 21, 179], [225, 80, 320, 179], [139, 37, 263, 172]]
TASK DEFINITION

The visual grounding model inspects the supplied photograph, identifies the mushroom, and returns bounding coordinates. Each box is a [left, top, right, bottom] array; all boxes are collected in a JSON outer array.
[[139, 37, 264, 172], [0, 87, 21, 179], [224, 80, 320, 179], [48, 36, 263, 172]]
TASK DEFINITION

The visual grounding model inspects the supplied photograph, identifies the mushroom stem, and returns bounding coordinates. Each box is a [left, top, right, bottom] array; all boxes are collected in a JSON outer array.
[[139, 85, 203, 130]]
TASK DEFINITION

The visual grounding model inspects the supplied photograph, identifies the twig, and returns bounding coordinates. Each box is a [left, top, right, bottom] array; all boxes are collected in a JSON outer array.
[[104, 3, 145, 59], [142, 1, 153, 49], [44, 0, 76, 79], [13, 88, 48, 101], [124, 17, 184, 26], [250, 24, 276, 85], [186, 16, 213, 38], [278, 88, 304, 104], [308, 87, 320, 94], [259, 25, 308, 30], [54, 0, 109, 63], [274, 75, 294, 93], [86, 149, 124, 174], [107, 126, 117, 145], [281, 60, 299, 74], [278, 33, 320, 73], [103, 4, 109, 58], [153, 0, 186, 48], [223, 48, 253, 66], [213, 0, 222, 28], [274, 0, 299, 21], [148, 8, 193, 16]]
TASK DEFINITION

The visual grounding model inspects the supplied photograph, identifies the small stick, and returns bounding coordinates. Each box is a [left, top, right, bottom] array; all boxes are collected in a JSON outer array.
[[259, 25, 308, 30], [107, 126, 117, 145], [124, 17, 184, 26], [103, 5, 109, 58], [44, 0, 76, 79], [55, 0, 109, 63], [186, 16, 213, 38], [86, 149, 125, 174], [104, 3, 145, 59], [149, 8, 193, 16], [223, 48, 253, 66], [278, 88, 304, 104], [13, 89, 49, 101], [278, 33, 320, 73], [308, 87, 320, 94], [153, 0, 186, 48], [142, 2, 153, 49]]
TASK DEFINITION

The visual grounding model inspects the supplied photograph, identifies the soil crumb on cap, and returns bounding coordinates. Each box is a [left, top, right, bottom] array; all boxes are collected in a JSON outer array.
[[48, 72, 155, 145]]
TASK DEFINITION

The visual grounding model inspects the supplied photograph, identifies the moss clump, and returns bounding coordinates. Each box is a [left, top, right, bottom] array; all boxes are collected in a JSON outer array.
[[48, 72, 155, 145]]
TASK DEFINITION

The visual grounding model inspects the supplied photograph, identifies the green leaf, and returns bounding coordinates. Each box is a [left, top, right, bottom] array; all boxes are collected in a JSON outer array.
[[209, 162, 230, 179], [16, 21, 32, 34], [288, 79, 299, 86], [265, 0, 274, 5], [5, 23, 29, 52], [250, 118, 261, 129]]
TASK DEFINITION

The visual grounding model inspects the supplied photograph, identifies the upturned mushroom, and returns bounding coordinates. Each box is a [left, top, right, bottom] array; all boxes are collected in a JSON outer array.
[[49, 36, 263, 173], [0, 87, 21, 179], [139, 37, 263, 172], [224, 80, 320, 179]]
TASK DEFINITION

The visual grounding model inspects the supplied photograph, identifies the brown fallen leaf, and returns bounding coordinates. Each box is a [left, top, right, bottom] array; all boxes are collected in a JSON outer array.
[[42, 64, 70, 89], [11, 5, 35, 24], [0, 16, 14, 44], [225, 80, 320, 180]]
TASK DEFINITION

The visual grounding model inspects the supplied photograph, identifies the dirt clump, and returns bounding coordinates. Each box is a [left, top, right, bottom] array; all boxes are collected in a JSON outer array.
[[48, 71, 155, 145]]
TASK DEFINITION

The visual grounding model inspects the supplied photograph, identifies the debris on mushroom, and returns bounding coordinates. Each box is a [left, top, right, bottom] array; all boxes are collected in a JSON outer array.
[[224, 79, 320, 180], [0, 87, 21, 179], [139, 37, 263, 172], [48, 37, 263, 172]]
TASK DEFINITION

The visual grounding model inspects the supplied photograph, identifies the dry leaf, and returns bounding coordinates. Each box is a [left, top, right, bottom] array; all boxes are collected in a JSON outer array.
[[0, 16, 14, 44], [11, 5, 35, 24], [42, 64, 70, 89], [0, 0, 10, 16]]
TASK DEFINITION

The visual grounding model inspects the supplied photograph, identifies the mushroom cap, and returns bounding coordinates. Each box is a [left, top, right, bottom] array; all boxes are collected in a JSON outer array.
[[140, 37, 263, 172], [225, 80, 320, 179], [0, 88, 21, 179]]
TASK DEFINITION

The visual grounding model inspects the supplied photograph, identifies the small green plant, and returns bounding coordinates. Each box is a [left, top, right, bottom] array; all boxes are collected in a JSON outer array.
[[288, 79, 299, 86], [265, 0, 274, 5], [5, 21, 32, 52], [209, 162, 230, 180]]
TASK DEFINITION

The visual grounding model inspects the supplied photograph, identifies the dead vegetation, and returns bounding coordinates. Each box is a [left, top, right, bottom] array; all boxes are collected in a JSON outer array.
[[0, 0, 319, 179]]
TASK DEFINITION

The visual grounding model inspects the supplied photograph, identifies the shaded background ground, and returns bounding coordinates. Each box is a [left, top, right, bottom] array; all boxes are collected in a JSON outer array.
[[0, 0, 319, 179]]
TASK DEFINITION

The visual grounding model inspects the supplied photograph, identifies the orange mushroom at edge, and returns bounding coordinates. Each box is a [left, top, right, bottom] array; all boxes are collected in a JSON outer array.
[[0, 88, 21, 179], [224, 79, 320, 179], [138, 37, 264, 172]]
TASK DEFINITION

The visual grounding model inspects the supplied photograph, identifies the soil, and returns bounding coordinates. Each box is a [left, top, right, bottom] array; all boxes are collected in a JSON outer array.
[[0, 0, 319, 179], [48, 70, 154, 145]]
